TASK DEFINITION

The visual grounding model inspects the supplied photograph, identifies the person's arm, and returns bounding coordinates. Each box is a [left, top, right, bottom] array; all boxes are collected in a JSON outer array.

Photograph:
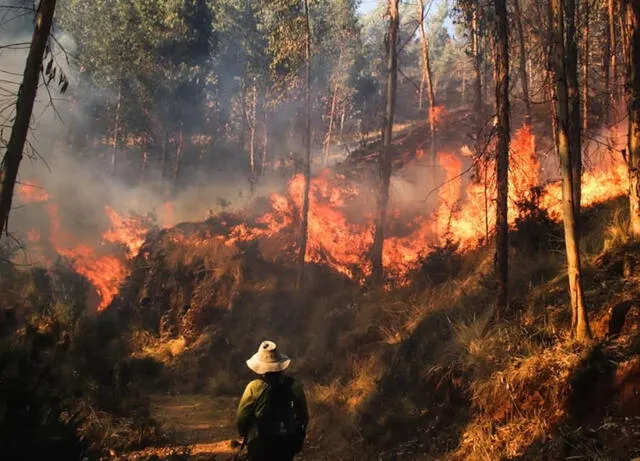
[[291, 380, 309, 429], [236, 380, 262, 437]]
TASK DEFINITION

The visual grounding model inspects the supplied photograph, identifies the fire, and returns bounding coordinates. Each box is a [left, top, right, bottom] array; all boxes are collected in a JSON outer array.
[[18, 181, 158, 311], [429, 105, 446, 127], [27, 229, 41, 242], [17, 120, 631, 306], [103, 206, 149, 256], [17, 181, 49, 203], [45, 203, 130, 310], [434, 152, 462, 239]]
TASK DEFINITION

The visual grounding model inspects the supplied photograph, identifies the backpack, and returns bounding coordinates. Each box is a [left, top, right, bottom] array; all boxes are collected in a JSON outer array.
[[248, 376, 305, 456]]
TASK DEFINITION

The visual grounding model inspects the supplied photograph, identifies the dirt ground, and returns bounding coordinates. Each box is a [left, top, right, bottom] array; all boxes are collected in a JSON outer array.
[[122, 394, 367, 461]]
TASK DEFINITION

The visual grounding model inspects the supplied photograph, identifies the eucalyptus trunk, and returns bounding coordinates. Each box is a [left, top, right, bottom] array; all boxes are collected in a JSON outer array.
[[625, 0, 640, 238], [370, 0, 400, 283], [418, 0, 437, 162], [549, 0, 591, 342], [0, 0, 57, 235], [513, 0, 531, 124], [566, 0, 582, 219], [495, 0, 510, 313], [296, 0, 312, 289]]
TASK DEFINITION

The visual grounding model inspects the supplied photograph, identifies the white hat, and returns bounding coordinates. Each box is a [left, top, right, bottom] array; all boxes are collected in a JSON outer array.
[[246, 340, 291, 374]]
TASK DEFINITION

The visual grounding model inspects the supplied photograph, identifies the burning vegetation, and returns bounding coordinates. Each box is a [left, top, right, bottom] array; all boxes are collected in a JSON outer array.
[[13, 122, 629, 313]]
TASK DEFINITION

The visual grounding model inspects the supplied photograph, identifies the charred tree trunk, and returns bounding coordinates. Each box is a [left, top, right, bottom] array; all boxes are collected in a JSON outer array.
[[626, 0, 640, 238], [566, 0, 582, 219], [418, 0, 437, 162], [513, 0, 532, 125], [495, 0, 510, 313], [323, 50, 342, 167], [549, 0, 592, 342], [371, 0, 399, 283], [0, 0, 56, 235], [296, 0, 312, 289]]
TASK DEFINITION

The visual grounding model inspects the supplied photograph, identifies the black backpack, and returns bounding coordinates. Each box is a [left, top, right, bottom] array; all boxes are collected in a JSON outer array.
[[249, 376, 305, 455]]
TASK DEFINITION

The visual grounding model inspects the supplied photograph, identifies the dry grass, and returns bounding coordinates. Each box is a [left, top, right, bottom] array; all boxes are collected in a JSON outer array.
[[453, 343, 587, 460]]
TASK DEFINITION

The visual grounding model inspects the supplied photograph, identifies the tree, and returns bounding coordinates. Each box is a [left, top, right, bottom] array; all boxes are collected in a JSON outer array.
[[297, 0, 312, 289], [566, 0, 582, 218], [512, 0, 531, 125], [0, 0, 57, 236], [370, 0, 399, 283], [417, 0, 437, 162], [549, 0, 591, 342], [494, 0, 510, 313], [625, 0, 640, 238]]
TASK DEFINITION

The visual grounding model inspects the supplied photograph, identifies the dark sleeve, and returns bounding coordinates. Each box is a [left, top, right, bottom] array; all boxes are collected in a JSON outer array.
[[291, 380, 309, 428]]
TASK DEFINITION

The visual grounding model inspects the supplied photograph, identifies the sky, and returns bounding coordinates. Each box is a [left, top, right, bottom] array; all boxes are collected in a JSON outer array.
[[357, 0, 455, 37], [358, 0, 379, 15], [358, 0, 450, 23]]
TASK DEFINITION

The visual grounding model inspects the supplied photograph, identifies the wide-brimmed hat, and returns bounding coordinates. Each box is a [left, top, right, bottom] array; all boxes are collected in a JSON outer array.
[[246, 340, 291, 374]]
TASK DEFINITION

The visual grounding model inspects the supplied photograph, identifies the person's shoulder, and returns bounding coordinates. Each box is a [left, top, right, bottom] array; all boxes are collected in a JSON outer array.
[[245, 378, 267, 393]]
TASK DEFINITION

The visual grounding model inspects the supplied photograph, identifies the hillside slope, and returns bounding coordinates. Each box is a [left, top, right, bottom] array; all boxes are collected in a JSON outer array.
[[107, 194, 640, 460]]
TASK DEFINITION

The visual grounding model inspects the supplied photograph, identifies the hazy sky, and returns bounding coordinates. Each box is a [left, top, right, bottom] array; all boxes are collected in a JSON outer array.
[[358, 0, 448, 18], [358, 0, 379, 15]]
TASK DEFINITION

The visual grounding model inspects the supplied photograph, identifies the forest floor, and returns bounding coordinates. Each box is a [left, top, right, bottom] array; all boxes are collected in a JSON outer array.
[[120, 394, 369, 461]]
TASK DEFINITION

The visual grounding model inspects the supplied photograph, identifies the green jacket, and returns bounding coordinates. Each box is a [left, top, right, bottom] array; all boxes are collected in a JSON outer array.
[[236, 375, 309, 438]]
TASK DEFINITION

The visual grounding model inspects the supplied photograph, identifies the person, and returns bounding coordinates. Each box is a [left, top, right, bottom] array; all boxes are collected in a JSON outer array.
[[236, 341, 309, 461]]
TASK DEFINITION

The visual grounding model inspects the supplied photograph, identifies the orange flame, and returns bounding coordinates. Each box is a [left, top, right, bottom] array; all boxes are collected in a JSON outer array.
[[429, 105, 446, 127], [18, 120, 631, 305], [17, 181, 49, 203], [103, 206, 148, 256]]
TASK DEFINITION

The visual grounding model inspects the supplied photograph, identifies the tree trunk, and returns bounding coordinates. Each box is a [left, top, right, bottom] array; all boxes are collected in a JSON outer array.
[[582, 0, 590, 132], [608, 0, 618, 107], [0, 0, 56, 236], [261, 96, 269, 177], [370, 0, 399, 283], [174, 124, 184, 186], [566, 0, 582, 219], [239, 67, 247, 155], [112, 79, 123, 176], [141, 151, 149, 183], [246, 85, 257, 191], [626, 0, 640, 238], [160, 126, 169, 180], [472, 3, 484, 161], [495, 0, 510, 313], [418, 0, 437, 162], [323, 50, 342, 167], [296, 0, 312, 289], [513, 0, 532, 124], [549, 0, 591, 342]]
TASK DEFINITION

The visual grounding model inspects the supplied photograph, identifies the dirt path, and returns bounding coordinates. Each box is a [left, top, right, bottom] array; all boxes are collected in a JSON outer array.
[[121, 394, 427, 460], [121, 394, 241, 460], [123, 394, 351, 461]]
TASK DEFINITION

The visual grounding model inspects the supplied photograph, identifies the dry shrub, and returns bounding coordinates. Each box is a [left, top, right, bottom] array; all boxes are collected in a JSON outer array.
[[140, 336, 188, 365], [455, 344, 587, 459], [600, 207, 630, 255]]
